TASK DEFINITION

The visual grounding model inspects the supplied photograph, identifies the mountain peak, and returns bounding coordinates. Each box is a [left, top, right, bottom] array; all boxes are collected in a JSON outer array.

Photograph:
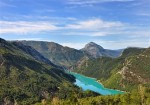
[[82, 42, 105, 58], [88, 42, 97, 45], [82, 42, 122, 58], [84, 42, 104, 50], [0, 38, 7, 44]]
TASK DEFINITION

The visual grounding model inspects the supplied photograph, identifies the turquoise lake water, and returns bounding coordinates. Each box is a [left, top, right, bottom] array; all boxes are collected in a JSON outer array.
[[68, 72, 124, 95]]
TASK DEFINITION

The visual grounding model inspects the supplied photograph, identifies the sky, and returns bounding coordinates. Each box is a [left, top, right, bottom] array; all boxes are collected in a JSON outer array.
[[0, 0, 150, 49]]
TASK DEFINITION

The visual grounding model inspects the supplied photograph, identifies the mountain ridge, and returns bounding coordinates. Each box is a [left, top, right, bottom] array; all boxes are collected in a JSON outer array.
[[1, 38, 150, 104], [82, 42, 123, 58], [0, 38, 78, 104], [74, 47, 150, 91], [15, 40, 123, 69]]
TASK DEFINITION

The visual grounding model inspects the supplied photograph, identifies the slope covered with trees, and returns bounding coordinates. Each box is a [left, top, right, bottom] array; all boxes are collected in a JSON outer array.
[[35, 85, 150, 105], [74, 47, 150, 91], [1, 38, 150, 105], [0, 38, 98, 105]]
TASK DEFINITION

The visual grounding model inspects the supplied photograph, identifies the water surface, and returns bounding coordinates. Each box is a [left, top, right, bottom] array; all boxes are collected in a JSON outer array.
[[69, 72, 124, 95]]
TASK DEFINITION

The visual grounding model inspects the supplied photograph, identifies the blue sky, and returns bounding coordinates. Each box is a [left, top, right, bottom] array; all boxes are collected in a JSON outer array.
[[0, 0, 150, 49]]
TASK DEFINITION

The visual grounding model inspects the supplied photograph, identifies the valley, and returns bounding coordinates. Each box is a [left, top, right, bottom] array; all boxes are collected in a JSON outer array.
[[1, 0, 150, 104], [0, 38, 150, 105], [68, 72, 124, 95]]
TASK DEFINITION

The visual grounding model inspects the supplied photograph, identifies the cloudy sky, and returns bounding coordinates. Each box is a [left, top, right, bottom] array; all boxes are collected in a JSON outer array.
[[0, 0, 150, 49]]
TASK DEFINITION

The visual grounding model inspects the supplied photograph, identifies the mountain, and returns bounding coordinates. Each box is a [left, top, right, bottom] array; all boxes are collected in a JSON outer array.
[[19, 41, 86, 69], [11, 41, 62, 69], [0, 38, 98, 105], [81, 42, 123, 58], [74, 47, 150, 91], [18, 41, 123, 69], [1, 38, 150, 105]]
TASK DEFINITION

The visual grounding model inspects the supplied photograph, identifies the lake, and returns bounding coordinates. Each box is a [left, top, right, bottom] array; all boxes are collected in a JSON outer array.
[[68, 72, 124, 95]]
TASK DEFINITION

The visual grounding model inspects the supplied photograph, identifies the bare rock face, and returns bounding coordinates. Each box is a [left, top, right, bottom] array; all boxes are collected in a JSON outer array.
[[82, 42, 104, 58], [75, 56, 89, 69], [81, 42, 122, 58], [119, 66, 129, 79], [118, 55, 150, 84], [2, 97, 15, 105]]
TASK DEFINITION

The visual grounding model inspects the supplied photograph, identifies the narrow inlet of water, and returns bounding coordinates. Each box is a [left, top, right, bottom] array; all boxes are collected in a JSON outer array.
[[68, 72, 124, 95]]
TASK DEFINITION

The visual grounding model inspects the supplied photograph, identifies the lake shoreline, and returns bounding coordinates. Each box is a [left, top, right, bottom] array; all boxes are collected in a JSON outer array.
[[67, 71, 125, 95]]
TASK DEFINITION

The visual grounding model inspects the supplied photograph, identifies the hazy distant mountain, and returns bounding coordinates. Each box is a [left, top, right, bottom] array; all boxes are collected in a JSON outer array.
[[11, 41, 62, 69], [81, 42, 123, 58], [20, 41, 86, 69], [19, 41, 123, 69]]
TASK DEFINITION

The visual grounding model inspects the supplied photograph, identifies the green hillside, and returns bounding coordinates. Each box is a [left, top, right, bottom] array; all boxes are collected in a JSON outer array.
[[0, 38, 97, 105], [74, 47, 150, 91], [1, 38, 150, 105], [35, 84, 150, 105]]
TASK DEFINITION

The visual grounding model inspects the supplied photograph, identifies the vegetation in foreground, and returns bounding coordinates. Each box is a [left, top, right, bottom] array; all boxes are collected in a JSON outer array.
[[35, 85, 150, 105]]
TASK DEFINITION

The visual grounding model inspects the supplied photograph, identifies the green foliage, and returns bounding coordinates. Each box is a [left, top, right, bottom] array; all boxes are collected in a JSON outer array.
[[74, 47, 150, 92], [35, 85, 150, 105], [1, 38, 150, 105], [0, 39, 83, 104]]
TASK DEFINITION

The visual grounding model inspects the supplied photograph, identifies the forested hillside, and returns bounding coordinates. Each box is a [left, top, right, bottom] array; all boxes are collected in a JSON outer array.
[[0, 38, 97, 105], [1, 38, 150, 105], [74, 47, 150, 91]]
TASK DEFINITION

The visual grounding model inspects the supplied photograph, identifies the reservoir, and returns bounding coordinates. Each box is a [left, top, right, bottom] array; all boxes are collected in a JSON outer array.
[[69, 72, 124, 95]]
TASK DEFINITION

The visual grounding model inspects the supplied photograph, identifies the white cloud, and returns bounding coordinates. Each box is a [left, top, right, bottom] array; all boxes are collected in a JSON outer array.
[[94, 39, 150, 49], [0, 18, 149, 39], [63, 31, 117, 36], [61, 42, 86, 49], [136, 13, 150, 16], [0, 19, 124, 35], [0, 21, 59, 34], [33, 9, 56, 14], [66, 19, 123, 30], [60, 39, 149, 50], [67, 0, 135, 5], [0, 1, 16, 7], [12, 38, 45, 41]]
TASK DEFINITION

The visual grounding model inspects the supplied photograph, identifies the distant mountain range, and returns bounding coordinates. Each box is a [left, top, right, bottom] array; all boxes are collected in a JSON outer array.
[[16, 41, 123, 69]]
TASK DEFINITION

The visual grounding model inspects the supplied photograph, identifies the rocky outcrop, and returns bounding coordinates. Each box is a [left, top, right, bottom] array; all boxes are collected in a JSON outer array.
[[81, 42, 123, 58], [118, 56, 149, 84], [2, 97, 18, 105]]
